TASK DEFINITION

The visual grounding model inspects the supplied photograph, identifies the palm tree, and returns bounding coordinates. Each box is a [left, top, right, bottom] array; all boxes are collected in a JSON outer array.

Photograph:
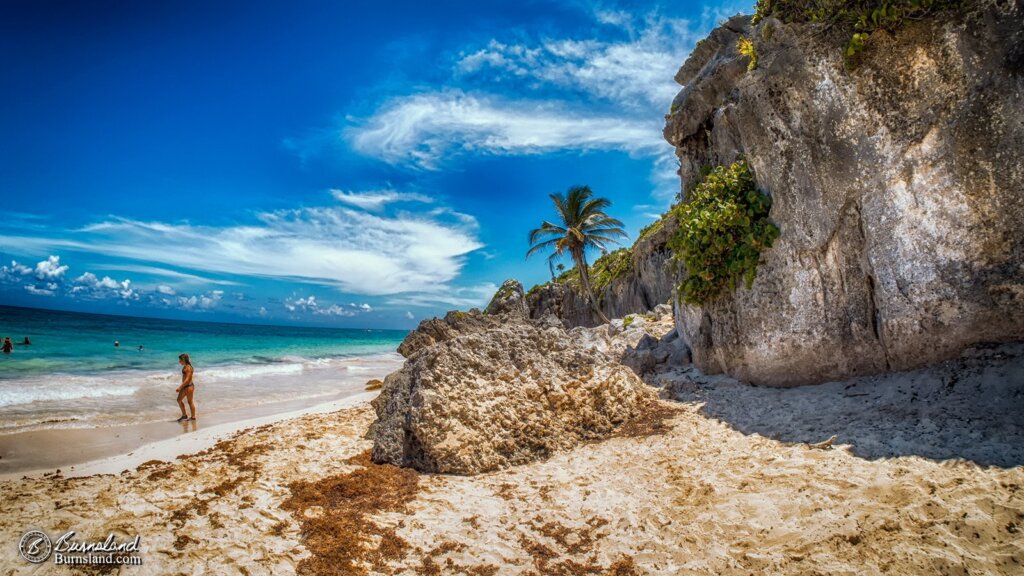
[[527, 186, 627, 324]]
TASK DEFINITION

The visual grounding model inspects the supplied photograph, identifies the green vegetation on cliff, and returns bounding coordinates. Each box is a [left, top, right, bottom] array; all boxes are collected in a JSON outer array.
[[752, 0, 965, 59], [668, 161, 779, 305], [530, 248, 633, 301]]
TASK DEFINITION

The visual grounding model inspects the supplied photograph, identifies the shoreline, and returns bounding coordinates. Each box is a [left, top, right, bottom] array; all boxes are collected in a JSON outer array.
[[1, 353, 1020, 574], [0, 352, 403, 477], [0, 390, 384, 480]]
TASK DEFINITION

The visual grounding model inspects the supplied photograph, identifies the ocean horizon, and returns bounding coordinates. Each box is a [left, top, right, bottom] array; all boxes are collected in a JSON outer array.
[[0, 305, 407, 434]]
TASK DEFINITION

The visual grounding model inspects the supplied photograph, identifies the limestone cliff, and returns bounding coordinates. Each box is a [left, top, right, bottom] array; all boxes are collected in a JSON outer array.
[[662, 1, 1024, 385]]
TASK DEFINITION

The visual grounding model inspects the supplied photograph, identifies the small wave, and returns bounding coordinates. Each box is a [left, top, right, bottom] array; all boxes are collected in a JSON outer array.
[[0, 384, 140, 408], [202, 363, 305, 381]]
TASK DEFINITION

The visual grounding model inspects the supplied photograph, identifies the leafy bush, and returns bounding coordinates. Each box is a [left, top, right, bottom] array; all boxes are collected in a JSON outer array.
[[737, 37, 758, 71], [668, 161, 779, 305], [752, 0, 965, 60]]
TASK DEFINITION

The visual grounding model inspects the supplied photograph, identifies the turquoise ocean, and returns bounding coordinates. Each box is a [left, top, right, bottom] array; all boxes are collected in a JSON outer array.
[[0, 305, 406, 433]]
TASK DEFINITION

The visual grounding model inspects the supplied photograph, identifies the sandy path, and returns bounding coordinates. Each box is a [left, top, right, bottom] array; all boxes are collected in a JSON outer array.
[[1, 350, 1022, 574]]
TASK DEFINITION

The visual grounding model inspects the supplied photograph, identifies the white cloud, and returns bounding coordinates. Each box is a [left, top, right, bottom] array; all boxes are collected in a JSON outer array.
[[24, 284, 55, 296], [455, 15, 699, 109], [405, 311, 415, 320], [349, 90, 661, 168], [1, 256, 69, 284], [176, 290, 223, 310], [2, 200, 483, 298], [33, 255, 68, 281], [71, 272, 138, 301], [0, 260, 33, 280], [70, 272, 140, 303], [284, 295, 373, 317], [330, 189, 433, 212], [156, 284, 176, 295]]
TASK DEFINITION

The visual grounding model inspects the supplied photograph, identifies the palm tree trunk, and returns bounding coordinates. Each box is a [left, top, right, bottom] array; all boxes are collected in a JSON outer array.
[[572, 248, 611, 324]]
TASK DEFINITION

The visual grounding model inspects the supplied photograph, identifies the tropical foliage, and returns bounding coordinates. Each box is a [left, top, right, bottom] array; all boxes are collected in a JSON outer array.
[[527, 186, 627, 323], [668, 161, 779, 305]]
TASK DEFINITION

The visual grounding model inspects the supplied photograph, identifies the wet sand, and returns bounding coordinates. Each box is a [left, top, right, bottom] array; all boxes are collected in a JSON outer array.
[[0, 392, 380, 480], [0, 344, 1021, 574], [0, 356, 405, 477]]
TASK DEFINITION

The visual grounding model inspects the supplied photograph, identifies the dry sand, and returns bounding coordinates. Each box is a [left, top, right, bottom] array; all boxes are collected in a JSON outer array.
[[1, 345, 1022, 574]]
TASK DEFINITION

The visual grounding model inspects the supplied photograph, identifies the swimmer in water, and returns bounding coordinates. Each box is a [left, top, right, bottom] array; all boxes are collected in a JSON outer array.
[[2, 337, 12, 354]]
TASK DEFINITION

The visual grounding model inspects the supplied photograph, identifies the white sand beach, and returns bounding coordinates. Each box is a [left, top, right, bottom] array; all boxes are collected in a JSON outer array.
[[1, 343, 1021, 575]]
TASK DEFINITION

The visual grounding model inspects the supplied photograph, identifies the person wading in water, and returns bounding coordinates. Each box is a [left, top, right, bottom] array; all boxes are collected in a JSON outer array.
[[176, 353, 197, 422]]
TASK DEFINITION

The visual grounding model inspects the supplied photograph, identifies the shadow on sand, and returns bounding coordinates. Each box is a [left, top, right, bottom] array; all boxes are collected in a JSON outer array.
[[660, 343, 1024, 468]]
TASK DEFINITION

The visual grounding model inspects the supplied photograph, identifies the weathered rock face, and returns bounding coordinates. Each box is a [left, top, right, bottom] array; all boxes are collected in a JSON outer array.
[[526, 217, 678, 328], [370, 319, 658, 474], [396, 309, 501, 358], [484, 278, 529, 318], [663, 3, 1024, 386]]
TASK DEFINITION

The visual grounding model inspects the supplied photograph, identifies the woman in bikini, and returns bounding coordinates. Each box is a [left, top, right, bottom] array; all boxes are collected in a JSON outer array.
[[176, 353, 197, 422]]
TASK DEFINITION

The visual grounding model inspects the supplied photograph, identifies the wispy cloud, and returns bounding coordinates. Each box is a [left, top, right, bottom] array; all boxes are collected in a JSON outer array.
[[330, 189, 434, 211], [454, 15, 701, 109], [96, 264, 243, 287], [0, 200, 483, 297], [349, 90, 661, 169], [345, 8, 715, 200], [386, 282, 497, 309]]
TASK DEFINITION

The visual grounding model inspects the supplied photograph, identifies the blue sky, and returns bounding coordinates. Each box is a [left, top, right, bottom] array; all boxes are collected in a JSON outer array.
[[0, 0, 750, 329]]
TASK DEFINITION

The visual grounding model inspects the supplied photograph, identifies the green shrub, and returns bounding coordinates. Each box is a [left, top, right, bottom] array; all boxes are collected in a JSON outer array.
[[623, 314, 634, 328], [737, 37, 758, 71], [752, 0, 965, 61], [668, 161, 779, 305]]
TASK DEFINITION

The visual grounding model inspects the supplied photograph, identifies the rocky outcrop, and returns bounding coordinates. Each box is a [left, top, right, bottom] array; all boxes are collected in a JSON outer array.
[[526, 216, 678, 327], [567, 304, 690, 377], [484, 278, 529, 317], [396, 309, 501, 358], [370, 318, 658, 474], [663, 2, 1024, 385]]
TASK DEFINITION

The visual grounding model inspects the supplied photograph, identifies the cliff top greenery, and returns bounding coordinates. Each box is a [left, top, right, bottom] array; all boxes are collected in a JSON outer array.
[[668, 160, 779, 305], [752, 0, 966, 59], [529, 247, 633, 302]]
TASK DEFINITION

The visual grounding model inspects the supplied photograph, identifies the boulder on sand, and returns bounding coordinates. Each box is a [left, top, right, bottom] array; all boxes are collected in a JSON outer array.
[[370, 319, 658, 475]]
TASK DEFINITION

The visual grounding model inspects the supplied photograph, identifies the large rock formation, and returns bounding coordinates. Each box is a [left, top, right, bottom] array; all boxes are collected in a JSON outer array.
[[663, 2, 1024, 385], [526, 216, 678, 327], [370, 318, 658, 474]]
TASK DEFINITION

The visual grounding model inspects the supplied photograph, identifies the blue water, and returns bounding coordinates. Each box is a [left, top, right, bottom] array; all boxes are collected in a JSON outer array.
[[0, 305, 405, 378], [0, 305, 407, 432]]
